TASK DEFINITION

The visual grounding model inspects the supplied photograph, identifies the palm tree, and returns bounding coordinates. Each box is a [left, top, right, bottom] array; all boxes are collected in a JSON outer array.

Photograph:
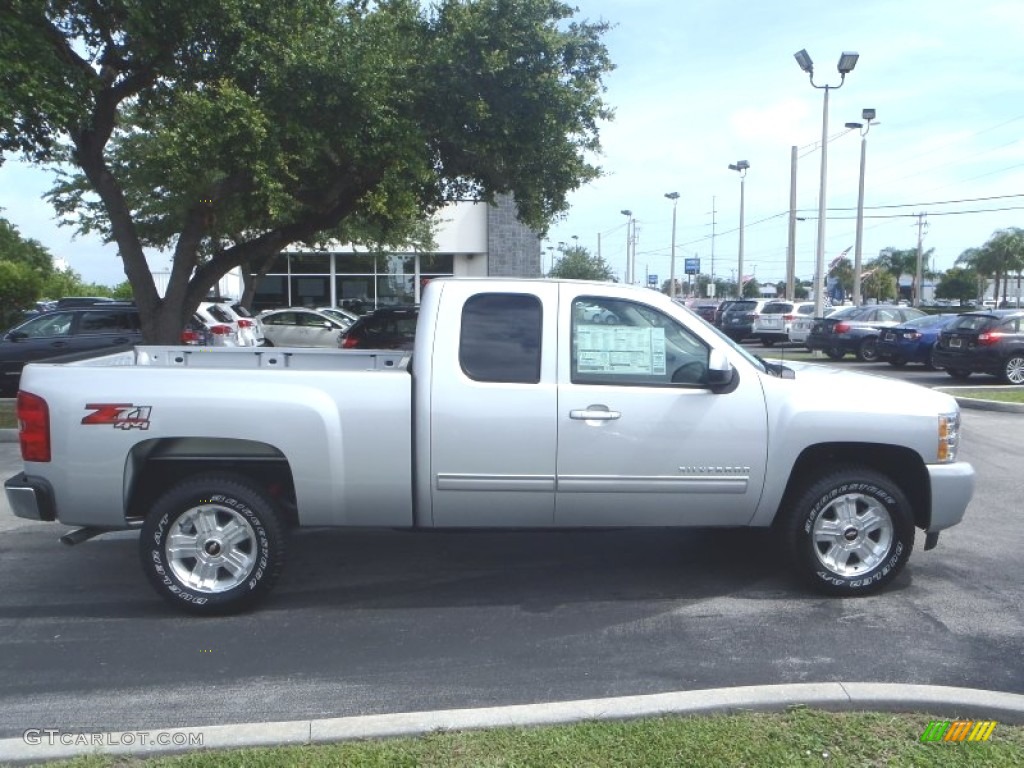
[[964, 229, 1024, 303]]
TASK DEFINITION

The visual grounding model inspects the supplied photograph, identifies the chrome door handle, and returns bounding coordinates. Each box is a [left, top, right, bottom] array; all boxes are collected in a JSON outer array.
[[569, 407, 621, 421]]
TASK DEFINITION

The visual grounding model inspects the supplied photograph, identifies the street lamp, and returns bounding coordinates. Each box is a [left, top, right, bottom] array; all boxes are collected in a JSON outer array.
[[664, 192, 679, 297], [844, 108, 877, 306], [728, 161, 749, 298], [620, 209, 633, 284], [794, 48, 859, 319]]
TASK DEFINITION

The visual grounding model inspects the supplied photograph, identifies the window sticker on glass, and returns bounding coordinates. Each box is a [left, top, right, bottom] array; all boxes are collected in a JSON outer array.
[[576, 326, 667, 375]]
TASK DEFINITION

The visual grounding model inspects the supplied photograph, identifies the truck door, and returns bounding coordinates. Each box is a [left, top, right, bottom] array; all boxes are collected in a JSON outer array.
[[554, 291, 768, 527], [427, 285, 558, 526]]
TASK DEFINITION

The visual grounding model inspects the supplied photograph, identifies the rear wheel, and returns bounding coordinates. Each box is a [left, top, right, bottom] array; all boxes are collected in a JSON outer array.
[[761, 338, 776, 347], [1003, 354, 1024, 384], [140, 473, 287, 615], [856, 337, 879, 362], [779, 466, 914, 595], [925, 345, 940, 371], [946, 368, 971, 380], [825, 348, 844, 360]]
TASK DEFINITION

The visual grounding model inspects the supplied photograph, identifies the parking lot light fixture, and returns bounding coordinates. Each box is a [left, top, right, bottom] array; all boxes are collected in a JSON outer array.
[[620, 209, 633, 284], [728, 161, 749, 298], [794, 48, 860, 320], [664, 192, 679, 297], [845, 108, 877, 306]]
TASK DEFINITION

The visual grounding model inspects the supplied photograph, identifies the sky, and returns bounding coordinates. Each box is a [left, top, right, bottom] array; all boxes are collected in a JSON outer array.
[[1, 0, 1023, 289]]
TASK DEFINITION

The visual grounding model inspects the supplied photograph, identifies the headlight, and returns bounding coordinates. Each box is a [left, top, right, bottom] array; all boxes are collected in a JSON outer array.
[[937, 411, 961, 463]]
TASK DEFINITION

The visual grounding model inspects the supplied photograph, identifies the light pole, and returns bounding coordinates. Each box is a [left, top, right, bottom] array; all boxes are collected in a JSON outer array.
[[794, 48, 859, 319], [664, 192, 679, 297], [844, 108, 877, 306], [728, 161, 749, 298], [620, 209, 633, 284]]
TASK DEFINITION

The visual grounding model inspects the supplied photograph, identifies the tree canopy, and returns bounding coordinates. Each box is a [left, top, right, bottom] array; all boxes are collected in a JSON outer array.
[[1, 0, 613, 341], [547, 245, 614, 281]]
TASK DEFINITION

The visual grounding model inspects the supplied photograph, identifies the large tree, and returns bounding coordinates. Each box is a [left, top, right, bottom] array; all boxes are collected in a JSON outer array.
[[1, 1, 612, 342], [547, 245, 613, 281], [968, 228, 1024, 303]]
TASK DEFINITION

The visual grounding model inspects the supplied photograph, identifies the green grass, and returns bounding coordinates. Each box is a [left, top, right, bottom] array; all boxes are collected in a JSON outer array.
[[39, 710, 1024, 768], [944, 388, 1024, 403], [0, 398, 14, 429]]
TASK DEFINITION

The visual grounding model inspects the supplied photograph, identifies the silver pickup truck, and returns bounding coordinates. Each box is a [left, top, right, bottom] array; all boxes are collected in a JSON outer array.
[[5, 278, 975, 614]]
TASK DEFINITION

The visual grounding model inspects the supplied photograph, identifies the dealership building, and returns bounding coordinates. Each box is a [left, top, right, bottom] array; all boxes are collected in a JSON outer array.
[[188, 196, 542, 311]]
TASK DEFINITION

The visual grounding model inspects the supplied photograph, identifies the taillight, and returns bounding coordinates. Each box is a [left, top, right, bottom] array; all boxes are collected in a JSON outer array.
[[834, 322, 851, 333], [341, 335, 359, 349], [237, 319, 253, 328], [181, 330, 200, 345], [904, 331, 921, 341], [978, 331, 1004, 346], [210, 324, 231, 336], [783, 314, 795, 321], [17, 391, 51, 463]]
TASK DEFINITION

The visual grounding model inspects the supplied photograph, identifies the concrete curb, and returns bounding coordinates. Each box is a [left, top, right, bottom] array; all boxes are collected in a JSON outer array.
[[0, 429, 16, 443], [1, 683, 1022, 764], [935, 386, 1024, 413]]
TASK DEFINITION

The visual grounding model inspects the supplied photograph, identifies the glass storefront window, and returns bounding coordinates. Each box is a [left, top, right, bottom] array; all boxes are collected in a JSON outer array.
[[334, 253, 378, 274], [289, 253, 331, 274], [420, 254, 454, 273], [290, 276, 329, 307]]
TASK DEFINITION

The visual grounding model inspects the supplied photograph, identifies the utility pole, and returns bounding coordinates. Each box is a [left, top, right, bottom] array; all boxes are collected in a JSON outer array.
[[787, 145, 797, 300], [709, 196, 717, 297], [914, 212, 927, 306]]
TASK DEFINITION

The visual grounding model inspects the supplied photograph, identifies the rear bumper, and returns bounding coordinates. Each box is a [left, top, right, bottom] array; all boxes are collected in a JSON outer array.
[[4, 472, 57, 522], [926, 461, 975, 532]]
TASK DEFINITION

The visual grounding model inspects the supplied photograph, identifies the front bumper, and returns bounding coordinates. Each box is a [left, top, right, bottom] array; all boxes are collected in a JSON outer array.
[[927, 461, 975, 532], [4, 472, 57, 522]]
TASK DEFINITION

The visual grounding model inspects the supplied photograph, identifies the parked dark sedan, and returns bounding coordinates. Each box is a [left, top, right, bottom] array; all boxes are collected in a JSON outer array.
[[806, 305, 927, 361], [932, 309, 1024, 383], [0, 305, 143, 396], [876, 313, 960, 368], [719, 299, 768, 341], [339, 306, 418, 350]]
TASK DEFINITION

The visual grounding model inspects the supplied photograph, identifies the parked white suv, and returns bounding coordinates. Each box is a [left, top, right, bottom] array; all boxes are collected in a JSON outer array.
[[753, 301, 815, 347], [196, 301, 258, 347]]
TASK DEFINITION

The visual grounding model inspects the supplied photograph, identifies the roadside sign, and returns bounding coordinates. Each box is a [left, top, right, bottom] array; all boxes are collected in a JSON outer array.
[[648, 274, 658, 286], [684, 257, 700, 275]]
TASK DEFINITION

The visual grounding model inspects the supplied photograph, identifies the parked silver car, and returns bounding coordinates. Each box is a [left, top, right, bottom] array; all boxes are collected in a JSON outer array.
[[257, 308, 349, 347]]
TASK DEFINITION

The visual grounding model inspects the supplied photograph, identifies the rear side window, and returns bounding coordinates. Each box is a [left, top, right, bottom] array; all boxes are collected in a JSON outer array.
[[460, 293, 542, 383], [949, 315, 993, 332], [77, 311, 138, 333], [206, 305, 236, 324], [729, 301, 757, 312], [762, 302, 792, 314]]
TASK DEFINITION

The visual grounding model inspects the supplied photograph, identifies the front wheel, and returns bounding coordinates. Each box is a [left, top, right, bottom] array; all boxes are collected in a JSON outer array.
[[825, 348, 845, 360], [856, 337, 879, 362], [779, 466, 915, 596], [1002, 354, 1024, 384], [140, 473, 287, 615], [887, 357, 906, 367], [761, 338, 776, 348]]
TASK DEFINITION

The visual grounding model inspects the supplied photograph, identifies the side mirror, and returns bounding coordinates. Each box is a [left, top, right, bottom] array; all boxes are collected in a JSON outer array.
[[706, 348, 737, 392]]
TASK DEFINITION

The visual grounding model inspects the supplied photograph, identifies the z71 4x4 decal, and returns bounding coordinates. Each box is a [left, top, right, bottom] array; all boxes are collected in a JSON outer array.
[[81, 404, 153, 430]]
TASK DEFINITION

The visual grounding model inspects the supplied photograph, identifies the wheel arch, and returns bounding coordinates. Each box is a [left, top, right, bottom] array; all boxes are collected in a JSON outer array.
[[775, 442, 931, 531], [125, 438, 297, 527]]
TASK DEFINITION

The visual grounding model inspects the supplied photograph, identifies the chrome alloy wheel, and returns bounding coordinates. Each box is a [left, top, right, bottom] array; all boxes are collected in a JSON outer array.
[[811, 492, 894, 577], [165, 505, 257, 593], [1005, 355, 1024, 385]]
